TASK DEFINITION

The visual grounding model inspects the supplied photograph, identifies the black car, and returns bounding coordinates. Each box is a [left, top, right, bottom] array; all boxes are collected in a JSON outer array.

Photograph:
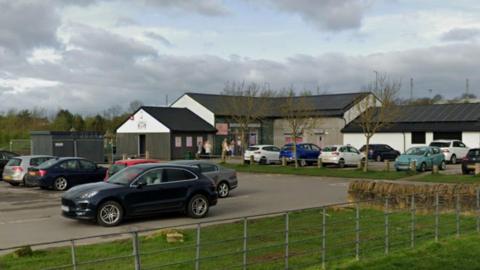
[[0, 151, 19, 178], [61, 164, 218, 226], [461, 148, 480, 175], [359, 144, 400, 162], [25, 157, 107, 190]]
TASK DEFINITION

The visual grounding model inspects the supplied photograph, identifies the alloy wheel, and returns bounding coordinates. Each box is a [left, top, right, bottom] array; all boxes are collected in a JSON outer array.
[[217, 182, 230, 198], [191, 197, 208, 216], [54, 177, 68, 191], [99, 204, 121, 225]]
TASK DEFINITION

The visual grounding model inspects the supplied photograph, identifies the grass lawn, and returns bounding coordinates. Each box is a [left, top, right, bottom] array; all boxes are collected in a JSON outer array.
[[1, 205, 476, 270], [337, 233, 480, 270], [415, 173, 480, 184], [222, 163, 410, 180]]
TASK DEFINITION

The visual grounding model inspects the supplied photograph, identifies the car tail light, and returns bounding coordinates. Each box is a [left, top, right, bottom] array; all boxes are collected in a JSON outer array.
[[332, 152, 339, 156], [12, 166, 23, 172], [39, 170, 47, 177]]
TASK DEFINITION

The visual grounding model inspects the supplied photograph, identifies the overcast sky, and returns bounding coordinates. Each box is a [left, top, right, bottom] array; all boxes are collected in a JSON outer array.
[[2, 0, 480, 113]]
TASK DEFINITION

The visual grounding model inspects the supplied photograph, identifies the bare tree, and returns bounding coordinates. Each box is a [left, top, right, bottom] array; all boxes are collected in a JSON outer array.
[[221, 82, 274, 164], [278, 88, 318, 168], [356, 74, 401, 172]]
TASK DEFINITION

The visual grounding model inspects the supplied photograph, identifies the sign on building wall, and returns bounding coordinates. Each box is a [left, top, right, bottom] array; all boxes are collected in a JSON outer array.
[[285, 136, 303, 144], [216, 123, 228, 135]]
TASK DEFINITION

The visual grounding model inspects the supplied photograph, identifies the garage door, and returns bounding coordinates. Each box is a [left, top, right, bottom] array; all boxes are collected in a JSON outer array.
[[433, 132, 462, 141]]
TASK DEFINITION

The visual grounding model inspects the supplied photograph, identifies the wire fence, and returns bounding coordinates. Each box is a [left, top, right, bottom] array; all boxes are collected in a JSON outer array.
[[1, 191, 480, 270]]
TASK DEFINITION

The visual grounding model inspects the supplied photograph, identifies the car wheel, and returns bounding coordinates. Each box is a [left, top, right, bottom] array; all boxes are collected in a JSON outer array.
[[217, 182, 230, 198], [418, 163, 426, 172], [440, 161, 446, 170], [451, 155, 457, 164], [376, 155, 382, 162], [259, 157, 267, 165], [54, 177, 69, 191], [462, 169, 470, 175], [339, 159, 345, 168], [97, 201, 123, 227], [187, 194, 209, 218], [299, 159, 307, 167]]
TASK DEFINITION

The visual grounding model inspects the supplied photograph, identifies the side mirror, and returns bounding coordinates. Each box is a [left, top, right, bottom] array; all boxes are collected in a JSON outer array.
[[135, 181, 146, 189]]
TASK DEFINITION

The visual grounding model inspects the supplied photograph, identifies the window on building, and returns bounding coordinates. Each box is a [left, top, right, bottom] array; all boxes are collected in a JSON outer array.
[[175, 136, 182, 148], [411, 132, 426, 144]]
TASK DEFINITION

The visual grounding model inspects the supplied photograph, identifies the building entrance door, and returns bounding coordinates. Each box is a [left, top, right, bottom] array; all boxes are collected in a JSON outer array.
[[138, 134, 146, 157]]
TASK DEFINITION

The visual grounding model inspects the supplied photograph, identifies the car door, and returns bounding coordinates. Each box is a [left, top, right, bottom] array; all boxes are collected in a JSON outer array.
[[338, 146, 349, 164], [432, 147, 444, 165], [159, 168, 196, 210], [425, 148, 436, 169], [78, 159, 101, 183], [347, 146, 359, 165], [456, 141, 469, 159], [310, 144, 321, 160], [126, 168, 165, 215], [58, 160, 82, 185], [269, 146, 281, 162]]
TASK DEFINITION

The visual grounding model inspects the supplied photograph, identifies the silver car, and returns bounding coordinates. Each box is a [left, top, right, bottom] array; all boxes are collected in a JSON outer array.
[[169, 160, 238, 198], [2, 155, 54, 186]]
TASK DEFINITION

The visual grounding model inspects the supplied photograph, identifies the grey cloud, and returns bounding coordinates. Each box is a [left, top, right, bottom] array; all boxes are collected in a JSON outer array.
[[115, 17, 139, 27], [0, 0, 61, 53], [440, 27, 480, 42], [140, 0, 229, 16], [144, 32, 173, 47], [266, 0, 369, 31]]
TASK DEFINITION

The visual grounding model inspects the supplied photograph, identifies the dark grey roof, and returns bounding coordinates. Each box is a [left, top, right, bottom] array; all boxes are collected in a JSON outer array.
[[184, 92, 369, 117], [141, 107, 216, 133], [342, 103, 480, 133]]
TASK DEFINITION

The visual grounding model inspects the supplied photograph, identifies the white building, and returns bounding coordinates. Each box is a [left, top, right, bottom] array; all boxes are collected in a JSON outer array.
[[342, 103, 480, 152]]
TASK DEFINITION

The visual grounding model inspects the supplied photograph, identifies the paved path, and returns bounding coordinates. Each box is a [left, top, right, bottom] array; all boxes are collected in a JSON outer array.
[[0, 172, 350, 248]]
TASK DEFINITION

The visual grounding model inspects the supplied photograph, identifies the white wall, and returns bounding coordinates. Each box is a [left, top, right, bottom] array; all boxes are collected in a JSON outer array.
[[171, 94, 215, 126], [117, 109, 170, 133], [463, 132, 480, 148], [343, 93, 381, 124]]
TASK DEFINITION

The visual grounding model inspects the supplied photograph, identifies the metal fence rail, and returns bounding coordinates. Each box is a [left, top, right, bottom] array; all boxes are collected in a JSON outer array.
[[1, 191, 480, 270]]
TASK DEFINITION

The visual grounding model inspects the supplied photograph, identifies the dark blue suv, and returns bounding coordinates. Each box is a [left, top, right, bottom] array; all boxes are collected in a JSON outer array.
[[359, 144, 401, 162], [61, 164, 218, 226], [279, 143, 321, 166], [25, 157, 107, 191]]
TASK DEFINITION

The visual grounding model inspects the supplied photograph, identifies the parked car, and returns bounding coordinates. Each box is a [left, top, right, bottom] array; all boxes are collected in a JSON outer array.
[[169, 160, 237, 198], [395, 146, 446, 172], [106, 159, 160, 180], [2, 155, 55, 186], [61, 163, 218, 226], [461, 148, 480, 175], [25, 157, 107, 191], [244, 145, 281, 164], [429, 140, 469, 164], [279, 143, 321, 167], [359, 144, 401, 162], [320, 145, 365, 168], [0, 151, 19, 178]]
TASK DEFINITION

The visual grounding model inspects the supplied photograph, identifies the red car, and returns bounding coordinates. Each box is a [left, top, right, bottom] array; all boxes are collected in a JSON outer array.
[[105, 159, 160, 180]]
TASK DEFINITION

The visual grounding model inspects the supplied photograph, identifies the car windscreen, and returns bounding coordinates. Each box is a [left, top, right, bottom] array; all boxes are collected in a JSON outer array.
[[405, 148, 427, 156], [247, 147, 259, 151], [430, 142, 450, 148], [108, 164, 127, 177], [467, 150, 480, 158], [6, 158, 21, 166], [322, 146, 337, 152], [107, 166, 145, 185], [37, 159, 59, 169]]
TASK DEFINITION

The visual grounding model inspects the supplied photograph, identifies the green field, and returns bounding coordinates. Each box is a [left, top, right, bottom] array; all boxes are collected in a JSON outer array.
[[1, 204, 476, 270], [338, 233, 480, 270], [222, 164, 410, 180]]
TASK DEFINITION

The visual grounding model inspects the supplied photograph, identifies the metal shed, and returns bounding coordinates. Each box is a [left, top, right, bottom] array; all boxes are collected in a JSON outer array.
[[31, 131, 105, 163]]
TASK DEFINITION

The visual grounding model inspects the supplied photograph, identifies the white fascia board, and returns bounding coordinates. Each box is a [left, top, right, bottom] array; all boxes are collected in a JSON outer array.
[[170, 94, 215, 126], [117, 109, 170, 133]]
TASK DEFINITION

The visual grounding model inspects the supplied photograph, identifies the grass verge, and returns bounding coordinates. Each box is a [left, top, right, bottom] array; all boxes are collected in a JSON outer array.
[[222, 163, 410, 180], [1, 204, 475, 270], [415, 173, 480, 184]]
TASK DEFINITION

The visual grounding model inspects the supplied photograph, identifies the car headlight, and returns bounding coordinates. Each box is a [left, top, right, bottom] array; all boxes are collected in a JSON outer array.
[[79, 191, 98, 199]]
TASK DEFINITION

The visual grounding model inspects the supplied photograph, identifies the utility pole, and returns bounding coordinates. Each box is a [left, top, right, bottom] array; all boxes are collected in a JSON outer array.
[[410, 78, 414, 101]]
